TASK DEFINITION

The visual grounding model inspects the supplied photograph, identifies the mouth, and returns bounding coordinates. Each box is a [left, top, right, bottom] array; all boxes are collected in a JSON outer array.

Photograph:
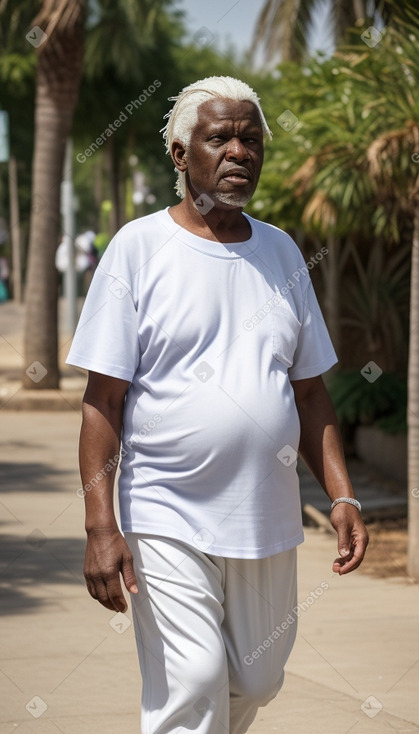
[[221, 169, 251, 186]]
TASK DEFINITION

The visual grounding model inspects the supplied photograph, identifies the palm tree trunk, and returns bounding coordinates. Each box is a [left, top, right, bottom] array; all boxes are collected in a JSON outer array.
[[23, 1, 85, 389], [322, 234, 340, 359], [407, 206, 419, 580]]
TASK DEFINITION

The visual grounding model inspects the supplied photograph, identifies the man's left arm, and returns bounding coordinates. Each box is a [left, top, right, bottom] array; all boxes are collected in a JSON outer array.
[[291, 374, 369, 575]]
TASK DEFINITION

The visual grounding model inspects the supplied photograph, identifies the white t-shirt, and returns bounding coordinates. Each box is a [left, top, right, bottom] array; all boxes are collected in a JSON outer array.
[[66, 208, 337, 558]]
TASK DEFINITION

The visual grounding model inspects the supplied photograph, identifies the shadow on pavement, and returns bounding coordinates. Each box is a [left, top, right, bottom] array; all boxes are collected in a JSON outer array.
[[0, 459, 76, 493], [0, 533, 86, 616]]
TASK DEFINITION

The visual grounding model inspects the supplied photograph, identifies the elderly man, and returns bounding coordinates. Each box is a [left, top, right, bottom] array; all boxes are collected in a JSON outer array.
[[67, 76, 368, 734]]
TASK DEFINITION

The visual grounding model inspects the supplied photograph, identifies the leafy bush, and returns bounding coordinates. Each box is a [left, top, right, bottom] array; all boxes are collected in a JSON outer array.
[[327, 370, 407, 434]]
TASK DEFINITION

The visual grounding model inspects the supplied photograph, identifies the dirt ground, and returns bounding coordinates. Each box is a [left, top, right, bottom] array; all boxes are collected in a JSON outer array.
[[360, 516, 411, 581]]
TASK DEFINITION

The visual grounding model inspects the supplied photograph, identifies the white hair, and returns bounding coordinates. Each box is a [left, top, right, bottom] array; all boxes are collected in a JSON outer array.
[[161, 76, 272, 199]]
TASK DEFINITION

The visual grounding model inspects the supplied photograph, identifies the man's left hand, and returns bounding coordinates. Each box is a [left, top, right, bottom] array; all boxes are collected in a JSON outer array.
[[330, 504, 369, 575]]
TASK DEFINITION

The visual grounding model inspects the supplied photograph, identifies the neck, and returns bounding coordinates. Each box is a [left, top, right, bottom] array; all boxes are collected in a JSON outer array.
[[169, 197, 252, 243]]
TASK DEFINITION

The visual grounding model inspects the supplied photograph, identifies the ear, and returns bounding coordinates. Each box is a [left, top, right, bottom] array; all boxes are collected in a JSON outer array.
[[171, 139, 188, 172]]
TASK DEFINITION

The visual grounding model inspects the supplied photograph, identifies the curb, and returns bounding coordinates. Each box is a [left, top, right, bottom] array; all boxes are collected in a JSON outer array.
[[0, 386, 84, 411]]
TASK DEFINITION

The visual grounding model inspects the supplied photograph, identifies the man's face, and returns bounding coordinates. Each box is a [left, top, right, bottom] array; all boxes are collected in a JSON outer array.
[[174, 98, 264, 209]]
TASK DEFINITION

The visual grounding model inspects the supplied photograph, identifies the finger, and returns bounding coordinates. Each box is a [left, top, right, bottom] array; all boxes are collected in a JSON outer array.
[[85, 580, 98, 600], [104, 575, 129, 613], [333, 536, 368, 575], [86, 576, 118, 611], [84, 572, 101, 601], [332, 546, 353, 572], [333, 554, 362, 575], [336, 525, 352, 560], [122, 554, 138, 594]]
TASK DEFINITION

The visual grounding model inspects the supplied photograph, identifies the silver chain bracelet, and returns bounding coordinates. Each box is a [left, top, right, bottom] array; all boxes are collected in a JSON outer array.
[[330, 497, 362, 512]]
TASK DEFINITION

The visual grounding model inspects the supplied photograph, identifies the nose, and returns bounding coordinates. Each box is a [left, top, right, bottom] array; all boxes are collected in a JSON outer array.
[[225, 137, 249, 161]]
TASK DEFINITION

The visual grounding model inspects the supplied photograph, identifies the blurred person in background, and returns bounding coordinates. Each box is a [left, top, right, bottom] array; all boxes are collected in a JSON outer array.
[[0, 253, 9, 302], [55, 230, 98, 296]]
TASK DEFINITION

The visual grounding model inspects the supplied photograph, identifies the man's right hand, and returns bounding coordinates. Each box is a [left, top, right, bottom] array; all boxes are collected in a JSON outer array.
[[84, 527, 138, 612]]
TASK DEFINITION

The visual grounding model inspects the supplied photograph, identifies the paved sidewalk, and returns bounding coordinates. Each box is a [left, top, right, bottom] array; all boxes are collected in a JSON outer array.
[[0, 411, 418, 733]]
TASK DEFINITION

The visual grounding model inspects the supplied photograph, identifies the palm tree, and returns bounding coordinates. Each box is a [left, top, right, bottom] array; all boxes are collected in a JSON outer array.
[[341, 7, 419, 577], [250, 0, 394, 65], [10, 0, 181, 389], [407, 209, 419, 579], [0, 6, 37, 301], [22, 0, 86, 389], [248, 55, 376, 356], [76, 0, 183, 234], [367, 124, 419, 579]]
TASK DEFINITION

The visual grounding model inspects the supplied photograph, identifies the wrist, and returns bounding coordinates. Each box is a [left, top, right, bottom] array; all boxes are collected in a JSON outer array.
[[85, 516, 119, 535], [330, 497, 362, 513], [86, 526, 120, 539]]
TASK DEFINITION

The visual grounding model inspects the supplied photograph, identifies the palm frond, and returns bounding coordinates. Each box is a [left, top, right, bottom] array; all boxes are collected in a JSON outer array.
[[250, 0, 318, 64], [302, 189, 337, 230], [33, 0, 85, 37]]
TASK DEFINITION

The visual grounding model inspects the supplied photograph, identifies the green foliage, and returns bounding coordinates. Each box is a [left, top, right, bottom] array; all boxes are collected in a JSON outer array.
[[248, 55, 377, 235], [341, 239, 411, 373], [0, 3, 37, 253], [0, 0, 256, 237], [172, 43, 248, 86], [250, 0, 394, 65], [74, 0, 184, 150], [0, 53, 35, 93], [247, 7, 418, 382], [73, 17, 253, 226], [376, 409, 408, 435], [249, 8, 419, 240], [94, 232, 110, 258], [72, 1, 187, 227], [328, 370, 407, 434]]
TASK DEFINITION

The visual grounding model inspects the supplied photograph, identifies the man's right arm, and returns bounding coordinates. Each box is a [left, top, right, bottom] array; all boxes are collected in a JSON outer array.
[[80, 371, 138, 612]]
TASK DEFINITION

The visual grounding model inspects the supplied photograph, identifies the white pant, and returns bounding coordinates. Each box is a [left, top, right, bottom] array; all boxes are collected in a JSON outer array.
[[126, 533, 298, 734]]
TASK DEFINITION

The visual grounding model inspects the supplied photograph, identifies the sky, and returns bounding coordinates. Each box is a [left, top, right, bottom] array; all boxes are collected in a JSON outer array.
[[174, 0, 265, 57], [174, 0, 333, 65]]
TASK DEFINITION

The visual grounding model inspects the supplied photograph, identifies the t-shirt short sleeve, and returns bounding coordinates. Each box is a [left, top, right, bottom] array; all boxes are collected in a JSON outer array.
[[288, 281, 338, 381], [66, 236, 140, 382]]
